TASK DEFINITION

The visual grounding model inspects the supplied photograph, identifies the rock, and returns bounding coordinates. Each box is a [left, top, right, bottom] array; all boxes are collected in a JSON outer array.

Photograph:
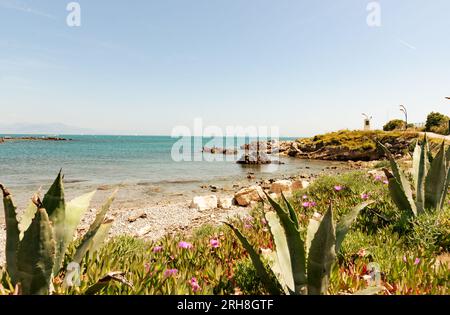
[[270, 180, 293, 194], [234, 185, 264, 206], [218, 197, 234, 209], [190, 195, 218, 211], [127, 211, 147, 223], [292, 180, 310, 191]]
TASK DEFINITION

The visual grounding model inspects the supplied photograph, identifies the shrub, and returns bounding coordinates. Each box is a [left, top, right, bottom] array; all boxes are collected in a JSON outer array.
[[425, 112, 449, 135], [383, 119, 405, 131]]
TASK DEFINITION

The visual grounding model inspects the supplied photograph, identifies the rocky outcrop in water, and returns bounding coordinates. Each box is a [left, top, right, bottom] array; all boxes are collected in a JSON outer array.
[[0, 136, 71, 143]]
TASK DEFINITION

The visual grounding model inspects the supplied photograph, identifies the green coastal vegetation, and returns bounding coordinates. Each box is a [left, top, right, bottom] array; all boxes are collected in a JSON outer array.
[[1, 134, 449, 295]]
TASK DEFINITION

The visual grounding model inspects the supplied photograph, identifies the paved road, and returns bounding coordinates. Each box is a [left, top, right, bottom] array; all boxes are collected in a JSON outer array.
[[419, 132, 450, 141]]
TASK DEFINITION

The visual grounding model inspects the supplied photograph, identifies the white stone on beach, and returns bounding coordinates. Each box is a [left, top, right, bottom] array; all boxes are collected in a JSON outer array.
[[189, 195, 218, 211], [234, 185, 264, 207], [218, 197, 234, 210]]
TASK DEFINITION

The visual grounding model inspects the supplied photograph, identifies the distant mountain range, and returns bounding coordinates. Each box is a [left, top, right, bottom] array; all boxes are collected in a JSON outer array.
[[0, 123, 98, 135]]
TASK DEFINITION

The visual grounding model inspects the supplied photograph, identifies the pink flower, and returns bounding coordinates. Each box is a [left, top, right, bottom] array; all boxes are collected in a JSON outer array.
[[302, 201, 317, 208], [164, 268, 178, 277], [375, 175, 382, 181], [302, 195, 308, 200], [414, 258, 420, 265], [334, 185, 343, 191], [178, 241, 193, 249], [383, 180, 389, 185], [361, 193, 369, 200], [210, 239, 220, 248], [260, 218, 267, 225], [153, 246, 163, 253], [189, 277, 201, 292], [244, 223, 253, 229], [403, 256, 407, 263]]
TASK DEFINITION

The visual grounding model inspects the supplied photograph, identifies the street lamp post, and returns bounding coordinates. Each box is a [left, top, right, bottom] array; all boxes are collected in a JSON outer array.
[[446, 98, 450, 134], [399, 105, 408, 130]]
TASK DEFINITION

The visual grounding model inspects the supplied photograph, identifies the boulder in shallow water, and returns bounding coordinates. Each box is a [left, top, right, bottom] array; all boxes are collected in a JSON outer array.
[[234, 185, 264, 207], [190, 195, 218, 211]]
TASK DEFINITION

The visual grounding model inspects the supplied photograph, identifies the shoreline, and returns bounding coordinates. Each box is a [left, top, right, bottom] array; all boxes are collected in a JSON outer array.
[[0, 160, 358, 266]]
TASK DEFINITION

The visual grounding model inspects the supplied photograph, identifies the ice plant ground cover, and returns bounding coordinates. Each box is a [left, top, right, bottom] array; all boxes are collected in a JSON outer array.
[[0, 171, 449, 295]]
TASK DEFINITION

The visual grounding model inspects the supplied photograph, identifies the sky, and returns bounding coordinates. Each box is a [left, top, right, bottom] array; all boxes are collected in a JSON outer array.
[[0, 0, 449, 136]]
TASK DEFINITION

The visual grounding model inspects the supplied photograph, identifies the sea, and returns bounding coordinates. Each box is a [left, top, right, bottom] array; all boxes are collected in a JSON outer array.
[[0, 135, 342, 209]]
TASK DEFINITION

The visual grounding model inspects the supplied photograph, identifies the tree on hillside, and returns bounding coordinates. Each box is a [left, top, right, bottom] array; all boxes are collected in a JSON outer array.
[[425, 112, 449, 135]]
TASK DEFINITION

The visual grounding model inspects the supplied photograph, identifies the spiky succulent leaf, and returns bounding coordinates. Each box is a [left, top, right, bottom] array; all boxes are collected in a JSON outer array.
[[383, 169, 417, 216], [42, 172, 66, 274], [306, 218, 320, 254], [307, 205, 336, 295], [281, 193, 299, 230], [16, 208, 56, 295], [18, 200, 38, 240], [265, 211, 294, 293], [225, 223, 281, 295], [1, 184, 20, 284], [87, 219, 113, 259], [73, 190, 117, 264], [64, 191, 96, 246], [335, 201, 373, 252], [412, 135, 429, 211], [425, 141, 447, 211], [265, 193, 307, 293], [379, 142, 417, 215]]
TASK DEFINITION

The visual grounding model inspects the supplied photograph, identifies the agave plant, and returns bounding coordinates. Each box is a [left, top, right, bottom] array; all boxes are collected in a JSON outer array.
[[1, 171, 117, 295], [378, 134, 450, 217], [226, 193, 374, 295]]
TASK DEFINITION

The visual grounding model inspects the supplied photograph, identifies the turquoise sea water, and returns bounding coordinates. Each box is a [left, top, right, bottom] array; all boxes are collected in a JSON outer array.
[[0, 135, 339, 207]]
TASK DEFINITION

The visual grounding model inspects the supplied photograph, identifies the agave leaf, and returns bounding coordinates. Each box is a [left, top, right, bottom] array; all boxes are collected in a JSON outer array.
[[383, 169, 417, 216], [64, 191, 96, 246], [306, 218, 320, 255], [412, 136, 429, 211], [265, 211, 294, 293], [16, 208, 56, 295], [84, 271, 133, 295], [281, 193, 299, 230], [335, 201, 374, 253], [73, 190, 117, 263], [42, 172, 66, 274], [88, 188, 117, 234], [307, 205, 336, 295], [18, 199, 38, 240], [425, 142, 447, 211], [225, 223, 281, 295], [265, 193, 307, 293], [379, 142, 418, 215], [87, 219, 113, 259], [1, 184, 20, 284], [353, 285, 385, 295]]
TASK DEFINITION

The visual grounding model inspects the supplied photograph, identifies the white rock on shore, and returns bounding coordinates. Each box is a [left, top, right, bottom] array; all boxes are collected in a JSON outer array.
[[218, 197, 234, 210], [189, 195, 218, 211]]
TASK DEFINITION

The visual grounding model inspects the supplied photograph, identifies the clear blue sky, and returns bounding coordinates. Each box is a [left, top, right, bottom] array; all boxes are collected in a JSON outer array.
[[1, 0, 449, 136]]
